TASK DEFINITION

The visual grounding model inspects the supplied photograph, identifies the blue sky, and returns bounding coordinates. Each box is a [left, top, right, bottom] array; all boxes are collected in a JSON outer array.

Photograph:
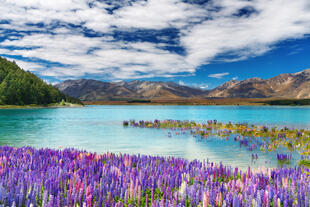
[[0, 0, 310, 89]]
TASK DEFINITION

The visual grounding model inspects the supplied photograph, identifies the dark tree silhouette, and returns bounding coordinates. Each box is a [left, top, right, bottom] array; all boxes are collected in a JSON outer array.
[[0, 56, 82, 105]]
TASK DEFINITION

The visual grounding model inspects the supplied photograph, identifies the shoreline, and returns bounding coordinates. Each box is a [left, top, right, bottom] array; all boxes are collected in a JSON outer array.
[[0, 103, 84, 109], [84, 98, 268, 106], [2, 98, 309, 108], [83, 98, 310, 106]]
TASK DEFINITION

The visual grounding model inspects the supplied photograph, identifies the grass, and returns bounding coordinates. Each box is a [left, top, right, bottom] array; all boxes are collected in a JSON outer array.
[[262, 99, 310, 106], [0, 102, 84, 109], [85, 98, 310, 106], [84, 98, 270, 105], [298, 160, 310, 168]]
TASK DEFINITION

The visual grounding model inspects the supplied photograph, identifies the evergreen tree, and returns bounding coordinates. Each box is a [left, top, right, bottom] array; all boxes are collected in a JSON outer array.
[[0, 56, 82, 105]]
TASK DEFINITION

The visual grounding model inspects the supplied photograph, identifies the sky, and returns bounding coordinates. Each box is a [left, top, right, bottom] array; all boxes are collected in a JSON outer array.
[[0, 0, 310, 89]]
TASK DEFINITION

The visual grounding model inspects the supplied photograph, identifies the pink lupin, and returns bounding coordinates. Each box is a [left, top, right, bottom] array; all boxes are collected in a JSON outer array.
[[137, 185, 141, 206], [202, 191, 209, 207], [262, 190, 269, 207], [145, 194, 148, 207]]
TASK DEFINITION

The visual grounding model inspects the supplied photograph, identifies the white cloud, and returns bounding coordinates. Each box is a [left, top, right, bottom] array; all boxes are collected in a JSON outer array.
[[2, 58, 46, 73], [178, 80, 185, 85], [41, 78, 60, 85], [113, 0, 206, 29], [199, 84, 208, 89], [182, 0, 310, 66], [208, 72, 230, 79], [0, 0, 310, 80], [1, 34, 193, 79]]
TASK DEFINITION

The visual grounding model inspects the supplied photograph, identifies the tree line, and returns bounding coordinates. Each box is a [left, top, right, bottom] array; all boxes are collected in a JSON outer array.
[[0, 57, 82, 105]]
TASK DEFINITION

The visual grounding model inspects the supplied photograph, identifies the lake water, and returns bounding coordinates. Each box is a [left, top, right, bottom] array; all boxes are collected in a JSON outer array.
[[1, 105, 310, 169]]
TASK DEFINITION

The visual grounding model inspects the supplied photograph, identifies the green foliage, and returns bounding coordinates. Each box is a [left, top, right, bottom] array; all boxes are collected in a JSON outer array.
[[298, 160, 310, 168], [0, 56, 82, 105], [60, 99, 66, 106], [264, 99, 310, 106]]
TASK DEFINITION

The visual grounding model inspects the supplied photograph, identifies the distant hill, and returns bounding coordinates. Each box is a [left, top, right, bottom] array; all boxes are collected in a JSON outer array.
[[207, 69, 310, 98], [55, 79, 207, 101], [56, 68, 310, 101], [0, 57, 82, 105]]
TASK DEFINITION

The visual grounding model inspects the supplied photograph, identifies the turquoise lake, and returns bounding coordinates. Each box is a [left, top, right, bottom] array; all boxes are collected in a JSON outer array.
[[1, 105, 310, 169]]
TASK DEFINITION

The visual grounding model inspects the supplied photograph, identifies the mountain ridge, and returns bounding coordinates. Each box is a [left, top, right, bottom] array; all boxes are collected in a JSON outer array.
[[55, 68, 310, 101], [208, 68, 310, 98], [56, 79, 207, 101]]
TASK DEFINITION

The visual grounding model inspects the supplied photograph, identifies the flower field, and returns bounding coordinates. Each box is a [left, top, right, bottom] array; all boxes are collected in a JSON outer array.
[[0, 146, 309, 206]]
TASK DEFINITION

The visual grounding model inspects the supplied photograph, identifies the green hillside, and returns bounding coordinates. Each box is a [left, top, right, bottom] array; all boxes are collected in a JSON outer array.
[[0, 56, 82, 106]]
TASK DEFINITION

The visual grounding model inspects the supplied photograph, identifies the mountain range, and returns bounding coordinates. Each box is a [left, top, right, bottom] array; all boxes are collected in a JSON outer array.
[[55, 79, 206, 101], [208, 69, 310, 98], [55, 69, 310, 101]]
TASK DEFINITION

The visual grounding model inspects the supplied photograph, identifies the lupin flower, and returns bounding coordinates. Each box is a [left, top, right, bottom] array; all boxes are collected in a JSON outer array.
[[0, 146, 308, 206]]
